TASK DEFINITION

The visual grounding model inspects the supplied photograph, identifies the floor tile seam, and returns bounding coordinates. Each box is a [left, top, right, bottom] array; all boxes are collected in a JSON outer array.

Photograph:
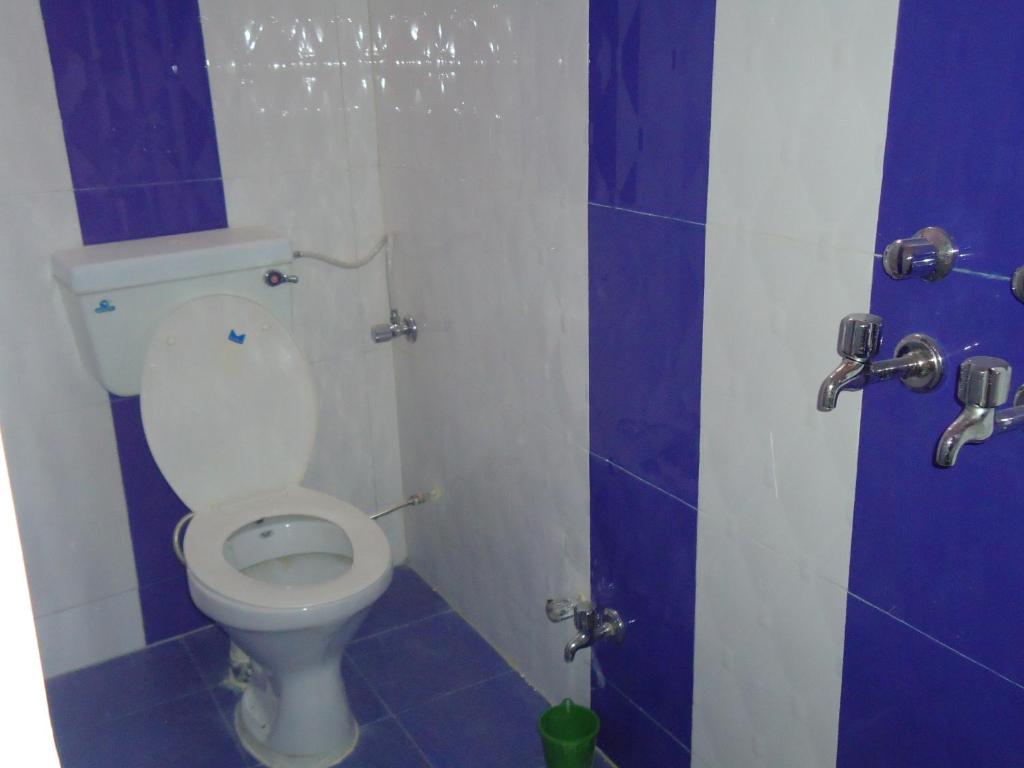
[[54, 684, 214, 741], [72, 177, 226, 194], [391, 669, 517, 717], [845, 591, 1024, 693], [349, 607, 456, 646], [344, 651, 398, 722], [605, 679, 692, 755], [201, 684, 253, 765], [588, 200, 707, 228], [340, 650, 391, 724], [390, 715, 440, 768], [590, 452, 699, 513], [179, 634, 226, 691]]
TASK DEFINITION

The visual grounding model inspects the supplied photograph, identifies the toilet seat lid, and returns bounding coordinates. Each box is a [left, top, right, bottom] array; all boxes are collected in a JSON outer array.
[[140, 294, 316, 511]]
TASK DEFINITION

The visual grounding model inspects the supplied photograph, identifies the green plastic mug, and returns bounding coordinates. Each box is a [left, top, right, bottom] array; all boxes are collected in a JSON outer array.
[[538, 698, 600, 768]]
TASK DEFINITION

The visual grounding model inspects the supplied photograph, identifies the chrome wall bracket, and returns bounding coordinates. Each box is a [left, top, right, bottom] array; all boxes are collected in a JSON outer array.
[[818, 313, 945, 411], [883, 227, 958, 281]]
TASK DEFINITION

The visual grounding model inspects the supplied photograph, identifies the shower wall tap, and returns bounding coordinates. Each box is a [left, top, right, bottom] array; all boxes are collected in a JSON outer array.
[[817, 313, 945, 412]]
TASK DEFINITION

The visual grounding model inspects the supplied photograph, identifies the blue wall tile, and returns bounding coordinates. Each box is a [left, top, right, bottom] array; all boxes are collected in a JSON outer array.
[[41, 0, 227, 645], [588, 2, 713, 760], [591, 681, 691, 768], [589, 0, 715, 222], [837, 597, 1024, 768], [590, 456, 696, 747], [589, 205, 704, 506], [40, 0, 221, 191], [76, 179, 227, 246], [841, 0, 1024, 754]]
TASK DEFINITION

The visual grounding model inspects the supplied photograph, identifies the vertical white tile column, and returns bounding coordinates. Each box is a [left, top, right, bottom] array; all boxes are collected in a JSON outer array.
[[0, 0, 144, 677], [694, 1, 899, 765]]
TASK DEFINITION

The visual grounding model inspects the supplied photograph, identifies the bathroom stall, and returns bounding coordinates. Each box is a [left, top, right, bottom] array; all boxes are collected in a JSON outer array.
[[0, 0, 1022, 766]]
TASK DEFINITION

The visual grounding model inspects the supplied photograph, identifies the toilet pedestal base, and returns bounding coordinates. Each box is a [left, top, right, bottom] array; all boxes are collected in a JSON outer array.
[[235, 691, 359, 768]]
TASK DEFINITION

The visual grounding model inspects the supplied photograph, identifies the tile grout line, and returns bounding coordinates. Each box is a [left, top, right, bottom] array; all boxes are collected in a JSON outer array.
[[846, 592, 1024, 693], [345, 651, 439, 768], [605, 679, 692, 756], [588, 200, 707, 228], [590, 452, 699, 513], [349, 606, 455, 646]]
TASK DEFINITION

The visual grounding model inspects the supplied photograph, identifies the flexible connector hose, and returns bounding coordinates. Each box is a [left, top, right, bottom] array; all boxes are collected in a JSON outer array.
[[172, 511, 195, 565], [371, 486, 442, 521], [294, 233, 388, 270]]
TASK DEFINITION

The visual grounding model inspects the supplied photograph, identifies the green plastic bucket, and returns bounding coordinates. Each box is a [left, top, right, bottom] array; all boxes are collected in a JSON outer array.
[[538, 698, 600, 768]]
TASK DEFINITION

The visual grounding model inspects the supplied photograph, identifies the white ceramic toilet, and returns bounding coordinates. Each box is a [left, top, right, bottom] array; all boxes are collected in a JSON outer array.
[[52, 229, 393, 768]]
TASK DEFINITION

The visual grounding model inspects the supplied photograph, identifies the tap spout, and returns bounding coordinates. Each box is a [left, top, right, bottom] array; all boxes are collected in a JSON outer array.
[[935, 405, 995, 468], [817, 358, 867, 412], [564, 634, 590, 662]]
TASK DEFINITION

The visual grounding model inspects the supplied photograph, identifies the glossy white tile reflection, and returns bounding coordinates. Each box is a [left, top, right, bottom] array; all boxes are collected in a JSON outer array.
[[203, 0, 406, 560], [695, 0, 900, 765], [372, 0, 590, 704], [35, 591, 145, 678]]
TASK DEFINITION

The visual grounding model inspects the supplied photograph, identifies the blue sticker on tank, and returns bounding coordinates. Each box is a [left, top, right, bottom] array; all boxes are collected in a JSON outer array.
[[94, 299, 116, 314], [228, 329, 246, 345]]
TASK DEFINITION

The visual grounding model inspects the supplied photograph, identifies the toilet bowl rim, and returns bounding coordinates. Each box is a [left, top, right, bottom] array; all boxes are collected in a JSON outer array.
[[183, 485, 392, 613]]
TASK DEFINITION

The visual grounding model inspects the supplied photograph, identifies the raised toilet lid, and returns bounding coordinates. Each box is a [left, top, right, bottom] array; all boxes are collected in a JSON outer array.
[[140, 294, 316, 511]]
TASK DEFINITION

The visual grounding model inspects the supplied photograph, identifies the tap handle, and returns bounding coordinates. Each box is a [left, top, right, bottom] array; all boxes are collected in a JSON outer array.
[[836, 313, 883, 363], [882, 227, 958, 281], [546, 598, 577, 623], [957, 356, 1012, 408]]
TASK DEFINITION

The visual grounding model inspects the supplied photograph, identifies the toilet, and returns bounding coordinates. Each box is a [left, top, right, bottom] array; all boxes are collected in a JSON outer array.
[[52, 228, 393, 768]]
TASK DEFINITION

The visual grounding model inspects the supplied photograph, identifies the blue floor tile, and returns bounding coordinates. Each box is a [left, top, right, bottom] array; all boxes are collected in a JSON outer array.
[[55, 689, 248, 768], [46, 638, 205, 734], [399, 672, 549, 768], [343, 655, 391, 725], [356, 566, 451, 639], [342, 717, 432, 768], [182, 624, 231, 688], [348, 611, 510, 713]]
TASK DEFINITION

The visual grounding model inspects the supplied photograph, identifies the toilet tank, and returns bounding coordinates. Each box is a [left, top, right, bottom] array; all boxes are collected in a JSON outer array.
[[53, 227, 295, 396]]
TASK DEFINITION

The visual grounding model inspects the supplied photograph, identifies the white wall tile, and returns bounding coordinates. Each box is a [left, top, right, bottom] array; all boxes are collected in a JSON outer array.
[[371, 0, 590, 703], [2, 403, 135, 618], [695, 0, 900, 764], [0, 0, 74, 195], [0, 191, 109, 422], [692, 514, 848, 768], [35, 591, 145, 678]]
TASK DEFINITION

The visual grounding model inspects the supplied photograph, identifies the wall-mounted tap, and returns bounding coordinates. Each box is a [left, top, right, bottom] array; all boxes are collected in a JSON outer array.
[[817, 313, 945, 412], [546, 598, 625, 662], [935, 356, 1024, 467], [882, 227, 958, 282], [371, 309, 417, 344]]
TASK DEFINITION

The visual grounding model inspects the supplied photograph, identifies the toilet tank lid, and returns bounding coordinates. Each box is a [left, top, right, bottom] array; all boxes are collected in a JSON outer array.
[[52, 227, 293, 294]]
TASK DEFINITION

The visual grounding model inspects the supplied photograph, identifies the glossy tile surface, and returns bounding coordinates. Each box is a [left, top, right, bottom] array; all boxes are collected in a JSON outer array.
[[847, 0, 1024, 690], [590, 456, 696, 746], [373, 0, 591, 706], [591, 682, 691, 768], [694, 0, 898, 765], [589, 206, 705, 506], [50, 567, 562, 768], [348, 611, 509, 713], [837, 597, 1024, 767], [399, 672, 549, 768], [40, 0, 221, 190], [589, 0, 715, 222]]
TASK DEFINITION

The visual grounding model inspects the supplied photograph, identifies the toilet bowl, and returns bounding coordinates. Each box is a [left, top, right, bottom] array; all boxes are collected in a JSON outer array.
[[139, 294, 393, 768]]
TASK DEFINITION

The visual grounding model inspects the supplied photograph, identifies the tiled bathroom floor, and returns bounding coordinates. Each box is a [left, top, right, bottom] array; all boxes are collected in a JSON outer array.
[[45, 567, 612, 768]]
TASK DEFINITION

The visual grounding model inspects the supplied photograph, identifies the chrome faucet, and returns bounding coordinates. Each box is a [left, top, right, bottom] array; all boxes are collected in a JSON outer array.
[[935, 356, 1024, 467], [546, 598, 625, 662], [817, 313, 945, 412]]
